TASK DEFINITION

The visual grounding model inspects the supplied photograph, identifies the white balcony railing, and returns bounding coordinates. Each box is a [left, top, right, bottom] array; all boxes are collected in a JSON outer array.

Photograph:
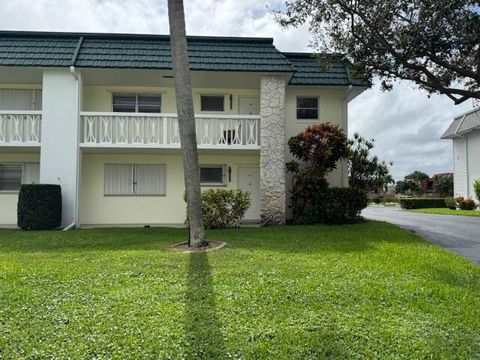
[[80, 112, 260, 149], [0, 111, 42, 146]]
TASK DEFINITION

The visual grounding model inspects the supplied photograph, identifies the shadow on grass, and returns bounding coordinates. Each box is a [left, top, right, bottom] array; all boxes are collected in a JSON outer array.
[[183, 252, 227, 359]]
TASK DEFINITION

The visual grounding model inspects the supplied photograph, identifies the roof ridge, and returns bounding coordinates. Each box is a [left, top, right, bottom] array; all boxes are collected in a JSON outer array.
[[0, 31, 295, 73], [0, 30, 274, 43], [282, 52, 344, 57]]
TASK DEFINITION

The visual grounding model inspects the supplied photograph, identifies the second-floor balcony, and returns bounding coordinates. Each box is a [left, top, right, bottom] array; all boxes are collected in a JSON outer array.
[[0, 111, 261, 150], [80, 112, 261, 150], [0, 111, 42, 147]]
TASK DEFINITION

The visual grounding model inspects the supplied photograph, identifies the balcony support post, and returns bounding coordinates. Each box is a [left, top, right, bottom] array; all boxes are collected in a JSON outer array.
[[40, 69, 82, 227]]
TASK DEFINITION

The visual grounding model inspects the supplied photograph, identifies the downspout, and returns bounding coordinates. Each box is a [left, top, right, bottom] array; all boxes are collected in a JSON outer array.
[[63, 36, 83, 231], [63, 222, 76, 231], [341, 85, 353, 187], [69, 36, 83, 80], [69, 66, 79, 80]]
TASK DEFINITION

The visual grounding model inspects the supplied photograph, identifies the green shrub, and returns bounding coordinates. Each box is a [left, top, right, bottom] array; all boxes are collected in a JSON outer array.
[[372, 196, 382, 204], [17, 184, 62, 230], [457, 197, 476, 210], [186, 189, 251, 229], [444, 197, 457, 210], [474, 178, 480, 202], [292, 187, 367, 225], [399, 198, 446, 209]]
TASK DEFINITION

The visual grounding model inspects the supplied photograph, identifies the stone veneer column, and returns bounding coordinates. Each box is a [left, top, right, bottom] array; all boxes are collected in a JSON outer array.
[[260, 76, 286, 225]]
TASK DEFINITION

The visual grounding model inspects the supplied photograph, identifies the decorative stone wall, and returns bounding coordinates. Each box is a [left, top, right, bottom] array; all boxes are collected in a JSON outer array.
[[260, 76, 286, 225]]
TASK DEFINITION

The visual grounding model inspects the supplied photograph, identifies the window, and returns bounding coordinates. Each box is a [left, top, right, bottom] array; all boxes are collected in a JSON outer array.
[[138, 95, 162, 113], [112, 94, 161, 113], [296, 97, 318, 120], [0, 164, 21, 191], [0, 89, 42, 110], [200, 95, 224, 112], [0, 163, 40, 191], [200, 165, 225, 185], [112, 94, 136, 112], [104, 164, 166, 196]]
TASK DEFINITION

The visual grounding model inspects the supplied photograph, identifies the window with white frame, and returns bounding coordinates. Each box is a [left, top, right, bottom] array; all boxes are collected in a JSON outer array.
[[0, 163, 40, 191], [200, 95, 225, 112], [199, 165, 226, 185], [0, 89, 42, 110], [104, 164, 166, 196], [296, 97, 319, 120], [112, 94, 161, 113]]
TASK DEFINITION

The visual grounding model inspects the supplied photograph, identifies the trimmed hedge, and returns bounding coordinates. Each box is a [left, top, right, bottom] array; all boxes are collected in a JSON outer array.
[[400, 198, 446, 210], [292, 187, 368, 225], [185, 189, 251, 229], [17, 184, 62, 230], [445, 197, 457, 210]]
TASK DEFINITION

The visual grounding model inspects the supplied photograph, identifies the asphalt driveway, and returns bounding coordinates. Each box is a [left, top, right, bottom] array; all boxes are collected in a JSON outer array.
[[363, 206, 480, 264]]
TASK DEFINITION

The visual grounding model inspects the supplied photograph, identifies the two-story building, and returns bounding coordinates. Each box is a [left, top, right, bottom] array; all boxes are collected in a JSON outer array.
[[0, 31, 366, 228]]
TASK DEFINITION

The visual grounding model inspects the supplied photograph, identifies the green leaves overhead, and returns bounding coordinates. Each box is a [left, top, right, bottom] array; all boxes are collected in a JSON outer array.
[[277, 0, 480, 104]]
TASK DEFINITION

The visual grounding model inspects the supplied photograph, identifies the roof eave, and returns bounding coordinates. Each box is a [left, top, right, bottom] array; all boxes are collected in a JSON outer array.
[[441, 126, 480, 139], [0, 30, 275, 43]]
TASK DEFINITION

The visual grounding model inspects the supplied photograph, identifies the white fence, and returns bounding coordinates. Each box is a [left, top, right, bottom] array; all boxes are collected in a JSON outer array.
[[0, 111, 42, 146], [80, 112, 260, 149]]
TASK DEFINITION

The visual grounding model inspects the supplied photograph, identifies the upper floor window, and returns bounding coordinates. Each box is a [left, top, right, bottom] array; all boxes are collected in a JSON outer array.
[[296, 97, 318, 120], [0, 163, 40, 192], [0, 89, 42, 111], [112, 94, 161, 113], [200, 95, 224, 112]]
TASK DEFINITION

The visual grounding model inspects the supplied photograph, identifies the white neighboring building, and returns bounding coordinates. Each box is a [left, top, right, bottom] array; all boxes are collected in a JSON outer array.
[[441, 108, 480, 199]]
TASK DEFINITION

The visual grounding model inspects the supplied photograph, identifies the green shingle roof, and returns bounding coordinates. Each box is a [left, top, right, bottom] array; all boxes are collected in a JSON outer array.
[[284, 53, 367, 86], [0, 35, 79, 67], [0, 31, 366, 86], [0, 31, 292, 72]]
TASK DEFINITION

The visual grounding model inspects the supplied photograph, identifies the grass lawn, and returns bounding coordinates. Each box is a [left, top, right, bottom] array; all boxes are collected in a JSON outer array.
[[411, 208, 480, 217], [1, 222, 479, 359]]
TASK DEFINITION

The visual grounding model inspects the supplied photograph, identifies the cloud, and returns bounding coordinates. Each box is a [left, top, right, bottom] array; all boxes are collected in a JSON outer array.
[[349, 81, 473, 180], [0, 0, 475, 180]]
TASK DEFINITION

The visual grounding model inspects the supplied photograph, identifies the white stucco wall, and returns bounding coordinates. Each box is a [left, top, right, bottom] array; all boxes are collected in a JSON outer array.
[[1, 76, 352, 226], [79, 152, 259, 226], [81, 83, 351, 224], [0, 152, 40, 226], [284, 86, 347, 189], [83, 85, 260, 114], [40, 69, 82, 227]]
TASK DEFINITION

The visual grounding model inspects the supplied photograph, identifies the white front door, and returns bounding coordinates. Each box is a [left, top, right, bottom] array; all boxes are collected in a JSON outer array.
[[238, 166, 260, 221], [239, 96, 260, 115]]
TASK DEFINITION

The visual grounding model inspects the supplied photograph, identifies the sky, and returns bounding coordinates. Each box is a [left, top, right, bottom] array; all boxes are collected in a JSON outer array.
[[0, 0, 475, 180]]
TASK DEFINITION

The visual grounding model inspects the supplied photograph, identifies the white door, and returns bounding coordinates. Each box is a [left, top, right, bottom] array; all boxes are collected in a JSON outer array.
[[238, 166, 260, 221], [239, 96, 260, 115]]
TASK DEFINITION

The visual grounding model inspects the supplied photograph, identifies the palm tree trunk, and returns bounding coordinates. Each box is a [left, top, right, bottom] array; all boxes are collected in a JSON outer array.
[[168, 0, 206, 247]]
